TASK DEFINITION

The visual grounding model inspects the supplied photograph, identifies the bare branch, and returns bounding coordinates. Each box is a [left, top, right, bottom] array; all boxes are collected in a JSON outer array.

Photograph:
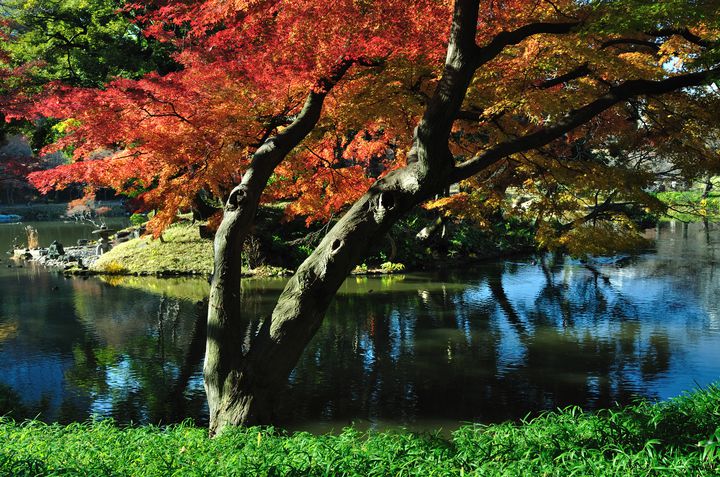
[[647, 27, 713, 48], [474, 21, 582, 68], [601, 38, 661, 51]]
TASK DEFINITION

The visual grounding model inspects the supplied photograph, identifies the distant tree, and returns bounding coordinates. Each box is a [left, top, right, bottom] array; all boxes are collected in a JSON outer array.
[[1, 0, 175, 87], [0, 0, 176, 200]]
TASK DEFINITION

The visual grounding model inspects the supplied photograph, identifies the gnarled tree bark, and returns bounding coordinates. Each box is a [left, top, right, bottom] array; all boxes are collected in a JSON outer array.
[[205, 57, 370, 431]]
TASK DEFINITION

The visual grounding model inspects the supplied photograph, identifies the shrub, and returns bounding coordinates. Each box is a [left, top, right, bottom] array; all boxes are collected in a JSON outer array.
[[99, 260, 128, 275], [129, 213, 147, 226], [353, 263, 369, 274], [380, 261, 405, 273]]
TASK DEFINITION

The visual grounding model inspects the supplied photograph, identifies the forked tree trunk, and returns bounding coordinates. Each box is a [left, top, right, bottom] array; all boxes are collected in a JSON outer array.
[[205, 0, 482, 435], [204, 0, 716, 435], [204, 58, 376, 431], [208, 161, 447, 434], [204, 0, 583, 435]]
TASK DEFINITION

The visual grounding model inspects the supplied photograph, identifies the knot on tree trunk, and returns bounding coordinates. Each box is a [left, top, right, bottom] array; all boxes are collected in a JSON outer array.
[[226, 187, 248, 211], [379, 192, 396, 211], [372, 190, 397, 223], [330, 238, 344, 255]]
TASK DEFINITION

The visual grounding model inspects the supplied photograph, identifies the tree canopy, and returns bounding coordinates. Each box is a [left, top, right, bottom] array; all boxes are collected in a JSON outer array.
[[0, 0, 176, 200], [3, 0, 717, 248]]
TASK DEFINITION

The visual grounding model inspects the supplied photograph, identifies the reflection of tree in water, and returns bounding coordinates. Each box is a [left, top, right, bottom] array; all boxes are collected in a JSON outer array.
[[279, 287, 427, 425], [650, 223, 720, 331], [0, 271, 94, 422], [489, 257, 676, 416], [277, 257, 684, 427], [66, 278, 208, 424], [2, 221, 715, 428], [279, 274, 500, 425]]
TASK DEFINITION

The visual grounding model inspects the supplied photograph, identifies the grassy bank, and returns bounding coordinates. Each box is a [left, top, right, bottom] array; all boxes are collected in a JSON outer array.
[[91, 222, 214, 276], [656, 189, 720, 223], [1, 386, 719, 476], [89, 221, 291, 277]]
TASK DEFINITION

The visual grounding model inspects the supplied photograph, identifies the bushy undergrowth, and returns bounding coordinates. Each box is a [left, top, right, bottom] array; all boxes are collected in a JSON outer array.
[[362, 213, 536, 270], [1, 385, 719, 476]]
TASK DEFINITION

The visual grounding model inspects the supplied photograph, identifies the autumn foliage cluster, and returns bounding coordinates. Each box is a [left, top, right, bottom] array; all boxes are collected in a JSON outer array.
[[3, 0, 720, 247]]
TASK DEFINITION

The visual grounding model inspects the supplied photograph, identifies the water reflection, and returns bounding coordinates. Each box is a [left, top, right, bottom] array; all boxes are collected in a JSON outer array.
[[0, 269, 207, 424], [67, 279, 208, 424], [0, 221, 719, 431], [0, 218, 128, 252], [279, 223, 720, 430]]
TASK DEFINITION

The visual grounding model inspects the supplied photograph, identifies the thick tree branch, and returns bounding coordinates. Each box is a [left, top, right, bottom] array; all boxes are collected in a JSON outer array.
[[455, 108, 486, 121], [602, 28, 714, 52], [410, 0, 482, 172], [647, 28, 712, 48], [451, 67, 720, 183], [474, 21, 582, 67], [412, 13, 581, 174], [252, 58, 359, 164]]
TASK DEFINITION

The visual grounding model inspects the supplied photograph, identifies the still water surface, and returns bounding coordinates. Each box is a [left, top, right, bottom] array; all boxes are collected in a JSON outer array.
[[0, 221, 718, 431]]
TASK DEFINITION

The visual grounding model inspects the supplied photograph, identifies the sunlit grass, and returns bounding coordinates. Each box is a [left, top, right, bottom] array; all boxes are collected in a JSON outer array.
[[91, 221, 214, 276], [656, 190, 720, 223], [1, 385, 719, 476]]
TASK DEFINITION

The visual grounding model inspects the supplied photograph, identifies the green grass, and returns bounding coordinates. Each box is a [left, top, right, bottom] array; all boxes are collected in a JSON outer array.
[[89, 221, 291, 278], [656, 190, 720, 223], [2, 385, 720, 476], [91, 222, 214, 276]]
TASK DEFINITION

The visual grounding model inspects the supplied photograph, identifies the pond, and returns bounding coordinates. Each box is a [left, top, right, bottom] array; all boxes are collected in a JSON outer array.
[[0, 218, 129, 252], [0, 220, 718, 432]]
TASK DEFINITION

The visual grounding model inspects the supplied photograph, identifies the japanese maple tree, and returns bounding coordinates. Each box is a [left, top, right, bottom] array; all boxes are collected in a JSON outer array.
[[6, 0, 720, 432]]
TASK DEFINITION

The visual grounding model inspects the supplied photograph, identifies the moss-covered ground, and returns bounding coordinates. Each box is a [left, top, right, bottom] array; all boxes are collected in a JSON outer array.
[[1, 385, 720, 476], [91, 222, 214, 276]]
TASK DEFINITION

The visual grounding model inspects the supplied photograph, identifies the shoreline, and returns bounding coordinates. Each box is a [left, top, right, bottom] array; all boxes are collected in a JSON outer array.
[[11, 243, 537, 279], [0, 200, 128, 222], [9, 218, 538, 279]]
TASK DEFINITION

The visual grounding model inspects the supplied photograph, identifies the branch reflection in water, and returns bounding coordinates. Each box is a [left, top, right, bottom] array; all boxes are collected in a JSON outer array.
[[0, 221, 717, 432]]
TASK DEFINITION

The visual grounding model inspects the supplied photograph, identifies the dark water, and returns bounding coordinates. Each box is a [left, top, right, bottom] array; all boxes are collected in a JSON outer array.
[[0, 218, 129, 252], [0, 221, 718, 432]]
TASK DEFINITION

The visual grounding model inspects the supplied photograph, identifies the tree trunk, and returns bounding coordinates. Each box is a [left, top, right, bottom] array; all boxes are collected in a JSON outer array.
[[702, 177, 713, 199], [204, 58, 368, 435], [208, 161, 446, 434], [206, 0, 482, 435]]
